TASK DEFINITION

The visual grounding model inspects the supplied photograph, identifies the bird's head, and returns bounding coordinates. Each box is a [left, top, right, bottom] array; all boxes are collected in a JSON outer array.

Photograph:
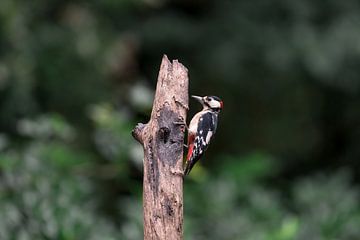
[[192, 95, 223, 112]]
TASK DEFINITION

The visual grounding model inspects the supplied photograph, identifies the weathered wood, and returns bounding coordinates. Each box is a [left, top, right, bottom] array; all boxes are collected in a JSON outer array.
[[132, 55, 188, 240]]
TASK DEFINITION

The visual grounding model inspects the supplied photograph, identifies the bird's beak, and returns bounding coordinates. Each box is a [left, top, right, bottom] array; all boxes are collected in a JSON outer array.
[[191, 95, 203, 103]]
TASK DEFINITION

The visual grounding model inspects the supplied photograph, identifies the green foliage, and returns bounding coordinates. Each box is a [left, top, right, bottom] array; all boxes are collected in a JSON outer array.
[[0, 117, 122, 240], [293, 171, 360, 239], [0, 0, 360, 239], [219, 152, 277, 184], [183, 163, 360, 240]]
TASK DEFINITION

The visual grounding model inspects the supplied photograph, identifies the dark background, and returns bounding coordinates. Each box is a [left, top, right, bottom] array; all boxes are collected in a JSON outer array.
[[0, 0, 360, 239]]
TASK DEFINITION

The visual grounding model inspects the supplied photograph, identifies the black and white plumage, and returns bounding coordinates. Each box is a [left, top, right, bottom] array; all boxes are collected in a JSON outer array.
[[184, 95, 223, 175]]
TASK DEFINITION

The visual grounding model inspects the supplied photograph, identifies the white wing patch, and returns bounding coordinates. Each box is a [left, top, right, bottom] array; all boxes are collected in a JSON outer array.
[[200, 136, 206, 145], [206, 130, 213, 144]]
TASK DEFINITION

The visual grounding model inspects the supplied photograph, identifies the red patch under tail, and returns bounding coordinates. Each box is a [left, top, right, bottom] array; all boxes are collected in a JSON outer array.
[[187, 134, 195, 161]]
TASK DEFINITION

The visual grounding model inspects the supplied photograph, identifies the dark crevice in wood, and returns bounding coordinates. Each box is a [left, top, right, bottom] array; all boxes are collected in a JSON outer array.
[[159, 127, 170, 144], [147, 136, 159, 196]]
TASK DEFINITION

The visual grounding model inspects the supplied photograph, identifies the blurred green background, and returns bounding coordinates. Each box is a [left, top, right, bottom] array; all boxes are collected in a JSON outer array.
[[1, 0, 360, 239]]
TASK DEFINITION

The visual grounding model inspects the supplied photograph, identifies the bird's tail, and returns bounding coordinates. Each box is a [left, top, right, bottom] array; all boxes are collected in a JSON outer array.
[[183, 157, 196, 176], [183, 161, 192, 176]]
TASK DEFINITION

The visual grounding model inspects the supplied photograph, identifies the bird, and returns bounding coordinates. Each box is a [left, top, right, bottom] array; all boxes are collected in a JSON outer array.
[[184, 95, 223, 175]]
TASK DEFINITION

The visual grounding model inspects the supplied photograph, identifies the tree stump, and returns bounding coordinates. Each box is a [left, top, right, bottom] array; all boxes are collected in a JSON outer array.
[[132, 55, 188, 240]]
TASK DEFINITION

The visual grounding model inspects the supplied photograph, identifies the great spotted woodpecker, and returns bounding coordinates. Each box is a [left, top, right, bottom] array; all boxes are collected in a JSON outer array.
[[184, 95, 223, 175]]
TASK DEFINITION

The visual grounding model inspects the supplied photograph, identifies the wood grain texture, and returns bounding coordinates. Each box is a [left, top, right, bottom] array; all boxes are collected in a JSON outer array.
[[132, 55, 188, 240]]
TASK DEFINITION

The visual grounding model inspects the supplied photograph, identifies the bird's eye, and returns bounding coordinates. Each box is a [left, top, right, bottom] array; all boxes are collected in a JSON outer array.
[[206, 97, 211, 101]]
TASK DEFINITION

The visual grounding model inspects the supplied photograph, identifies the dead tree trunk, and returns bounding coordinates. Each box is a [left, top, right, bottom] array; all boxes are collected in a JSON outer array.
[[132, 55, 188, 240]]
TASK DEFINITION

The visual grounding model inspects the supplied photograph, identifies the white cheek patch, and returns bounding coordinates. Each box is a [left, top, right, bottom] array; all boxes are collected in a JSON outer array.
[[208, 100, 221, 109]]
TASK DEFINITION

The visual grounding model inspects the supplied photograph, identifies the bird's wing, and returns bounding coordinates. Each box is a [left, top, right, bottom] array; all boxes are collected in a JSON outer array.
[[184, 112, 218, 175]]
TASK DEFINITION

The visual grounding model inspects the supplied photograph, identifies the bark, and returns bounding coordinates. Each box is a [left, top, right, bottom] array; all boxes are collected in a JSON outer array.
[[132, 55, 188, 240]]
